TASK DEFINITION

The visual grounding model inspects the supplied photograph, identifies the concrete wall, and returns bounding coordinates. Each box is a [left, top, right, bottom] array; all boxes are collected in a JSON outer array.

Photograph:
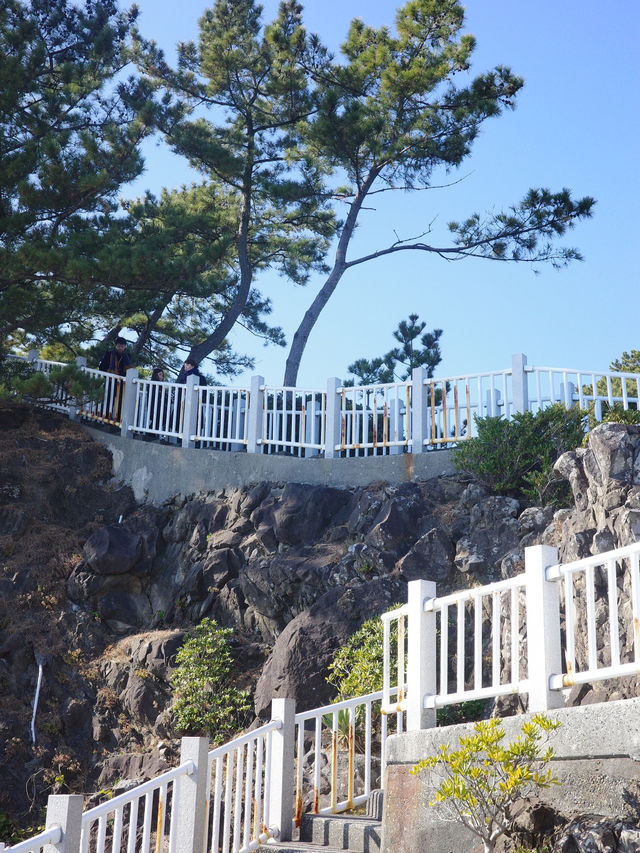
[[83, 426, 456, 504], [381, 697, 640, 853]]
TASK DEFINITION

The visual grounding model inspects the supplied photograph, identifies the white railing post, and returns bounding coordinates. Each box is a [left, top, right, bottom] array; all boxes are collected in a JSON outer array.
[[28, 349, 39, 365], [324, 377, 342, 459], [119, 367, 138, 439], [181, 375, 200, 449], [174, 737, 209, 853], [246, 375, 264, 455], [411, 367, 428, 454], [525, 545, 563, 711], [44, 794, 83, 853], [268, 697, 296, 842], [485, 388, 501, 417], [512, 353, 529, 414], [406, 579, 437, 731], [304, 395, 320, 457], [562, 380, 575, 410]]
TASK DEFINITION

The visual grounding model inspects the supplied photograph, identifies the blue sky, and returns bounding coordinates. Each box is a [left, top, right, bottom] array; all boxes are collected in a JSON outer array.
[[123, 0, 640, 387]]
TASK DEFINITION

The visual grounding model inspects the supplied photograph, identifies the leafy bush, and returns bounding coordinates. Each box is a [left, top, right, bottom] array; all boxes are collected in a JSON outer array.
[[412, 715, 561, 853], [453, 404, 587, 506], [586, 401, 640, 430], [327, 614, 484, 727], [170, 618, 250, 744], [327, 615, 393, 700]]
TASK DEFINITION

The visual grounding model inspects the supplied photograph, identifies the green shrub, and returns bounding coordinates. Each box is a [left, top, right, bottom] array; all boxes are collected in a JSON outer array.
[[170, 618, 250, 744], [586, 400, 640, 431], [13, 363, 105, 407], [327, 615, 484, 727], [453, 404, 587, 506], [411, 715, 561, 853]]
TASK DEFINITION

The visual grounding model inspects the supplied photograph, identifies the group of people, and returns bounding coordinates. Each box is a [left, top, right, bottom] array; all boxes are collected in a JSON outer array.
[[98, 336, 207, 426], [99, 337, 206, 386]]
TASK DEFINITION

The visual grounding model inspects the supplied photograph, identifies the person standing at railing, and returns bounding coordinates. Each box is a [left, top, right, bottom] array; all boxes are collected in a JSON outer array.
[[176, 358, 206, 386], [148, 367, 166, 438], [98, 336, 131, 423], [175, 358, 206, 435]]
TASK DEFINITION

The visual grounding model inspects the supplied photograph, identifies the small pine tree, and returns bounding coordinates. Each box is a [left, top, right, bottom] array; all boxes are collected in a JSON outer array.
[[346, 314, 442, 385]]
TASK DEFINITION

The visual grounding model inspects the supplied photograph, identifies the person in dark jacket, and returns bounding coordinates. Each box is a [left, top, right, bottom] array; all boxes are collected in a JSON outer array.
[[175, 359, 206, 435], [98, 336, 131, 376], [148, 367, 166, 435], [98, 336, 131, 422], [176, 358, 206, 386]]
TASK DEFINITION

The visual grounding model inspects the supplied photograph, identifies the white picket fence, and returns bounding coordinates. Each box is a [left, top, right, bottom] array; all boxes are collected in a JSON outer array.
[[7, 351, 640, 458]]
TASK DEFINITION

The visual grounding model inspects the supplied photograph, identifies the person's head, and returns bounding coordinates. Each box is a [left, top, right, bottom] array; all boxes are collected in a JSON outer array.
[[184, 359, 199, 371], [115, 336, 127, 352], [151, 367, 164, 381]]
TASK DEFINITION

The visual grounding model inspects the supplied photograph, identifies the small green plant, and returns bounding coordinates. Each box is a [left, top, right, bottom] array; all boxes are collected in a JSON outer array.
[[412, 715, 561, 853], [170, 618, 250, 744], [12, 362, 105, 407], [327, 615, 396, 700], [586, 400, 640, 431], [328, 615, 484, 727], [453, 404, 587, 506]]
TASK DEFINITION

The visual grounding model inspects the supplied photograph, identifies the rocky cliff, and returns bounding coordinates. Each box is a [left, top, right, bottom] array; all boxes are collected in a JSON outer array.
[[1, 403, 639, 837]]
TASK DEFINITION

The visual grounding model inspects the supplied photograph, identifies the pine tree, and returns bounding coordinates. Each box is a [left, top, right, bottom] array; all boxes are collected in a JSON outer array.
[[282, 0, 594, 384]]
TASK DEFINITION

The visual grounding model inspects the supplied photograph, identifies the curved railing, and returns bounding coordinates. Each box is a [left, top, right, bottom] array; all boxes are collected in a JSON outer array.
[[6, 351, 640, 459]]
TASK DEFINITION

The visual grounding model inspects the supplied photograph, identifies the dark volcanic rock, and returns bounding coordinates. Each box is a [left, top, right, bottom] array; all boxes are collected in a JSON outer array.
[[83, 525, 143, 575], [253, 577, 407, 718]]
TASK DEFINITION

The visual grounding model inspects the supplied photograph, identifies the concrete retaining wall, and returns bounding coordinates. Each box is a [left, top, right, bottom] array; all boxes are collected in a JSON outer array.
[[381, 698, 640, 853], [83, 426, 456, 504]]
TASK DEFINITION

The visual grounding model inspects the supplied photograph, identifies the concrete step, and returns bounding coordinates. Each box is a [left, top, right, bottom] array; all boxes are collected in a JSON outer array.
[[263, 844, 349, 853], [300, 813, 382, 853], [266, 791, 384, 853]]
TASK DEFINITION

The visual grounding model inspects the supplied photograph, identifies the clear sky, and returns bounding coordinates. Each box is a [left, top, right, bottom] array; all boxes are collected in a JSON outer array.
[[122, 0, 640, 387]]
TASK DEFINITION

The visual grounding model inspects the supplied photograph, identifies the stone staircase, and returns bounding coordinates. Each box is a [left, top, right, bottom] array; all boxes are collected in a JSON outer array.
[[265, 790, 383, 853]]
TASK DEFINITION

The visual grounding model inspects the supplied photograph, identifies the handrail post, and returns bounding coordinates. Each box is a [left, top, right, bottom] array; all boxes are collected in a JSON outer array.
[[44, 794, 83, 853], [406, 579, 437, 730], [28, 349, 39, 365], [512, 353, 529, 415], [411, 367, 427, 454], [181, 375, 200, 449], [525, 545, 563, 711], [119, 367, 138, 439], [268, 697, 296, 842], [324, 377, 341, 459], [174, 737, 209, 853], [246, 374, 264, 455]]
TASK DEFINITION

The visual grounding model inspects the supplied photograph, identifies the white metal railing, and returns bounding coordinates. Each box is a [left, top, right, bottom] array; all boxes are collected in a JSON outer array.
[[547, 543, 640, 689], [527, 364, 640, 415], [78, 367, 126, 427], [294, 689, 402, 821], [131, 377, 184, 440], [197, 386, 249, 449], [260, 386, 326, 456], [80, 761, 193, 853], [10, 352, 640, 458], [338, 382, 411, 456], [33, 358, 66, 375], [1, 826, 62, 853], [382, 542, 640, 722], [425, 370, 512, 444], [205, 720, 281, 853]]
